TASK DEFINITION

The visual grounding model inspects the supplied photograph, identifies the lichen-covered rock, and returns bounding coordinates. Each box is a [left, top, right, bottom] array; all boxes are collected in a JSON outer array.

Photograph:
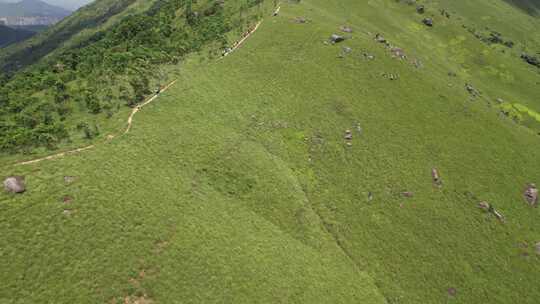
[[340, 26, 353, 33], [521, 53, 540, 68], [431, 168, 442, 186], [478, 201, 491, 211], [3, 176, 26, 193], [524, 184, 538, 206], [375, 33, 386, 43], [422, 18, 433, 27]]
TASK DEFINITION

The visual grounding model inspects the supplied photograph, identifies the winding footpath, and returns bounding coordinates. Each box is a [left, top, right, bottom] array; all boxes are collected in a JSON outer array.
[[221, 21, 263, 58], [13, 19, 264, 166], [15, 79, 178, 166]]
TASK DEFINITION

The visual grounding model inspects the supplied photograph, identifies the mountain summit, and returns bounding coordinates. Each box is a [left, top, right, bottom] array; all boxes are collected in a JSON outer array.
[[0, 0, 71, 17]]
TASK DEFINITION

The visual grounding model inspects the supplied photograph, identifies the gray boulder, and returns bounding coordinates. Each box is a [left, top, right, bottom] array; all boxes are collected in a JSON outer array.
[[375, 33, 386, 43], [478, 201, 491, 211], [4, 176, 26, 193], [330, 34, 345, 43], [340, 26, 353, 33], [521, 53, 540, 67], [524, 184, 538, 206], [422, 18, 433, 27], [536, 242, 540, 255]]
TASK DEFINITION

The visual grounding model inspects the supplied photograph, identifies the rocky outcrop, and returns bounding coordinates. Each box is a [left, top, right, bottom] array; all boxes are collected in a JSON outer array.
[[4, 176, 26, 193], [524, 184, 538, 206]]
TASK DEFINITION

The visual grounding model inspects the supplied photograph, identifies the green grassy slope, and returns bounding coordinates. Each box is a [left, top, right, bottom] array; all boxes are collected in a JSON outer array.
[[1, 0, 540, 303]]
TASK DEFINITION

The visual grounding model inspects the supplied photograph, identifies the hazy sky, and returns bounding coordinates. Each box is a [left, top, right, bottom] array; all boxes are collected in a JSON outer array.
[[0, 0, 93, 10]]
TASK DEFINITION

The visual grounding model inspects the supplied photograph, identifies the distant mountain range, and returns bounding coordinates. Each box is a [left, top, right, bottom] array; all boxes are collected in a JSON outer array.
[[0, 0, 71, 26], [0, 0, 71, 17]]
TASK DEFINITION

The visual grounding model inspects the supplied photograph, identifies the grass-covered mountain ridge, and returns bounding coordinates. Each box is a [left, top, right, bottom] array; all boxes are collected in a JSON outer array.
[[0, 0, 539, 303]]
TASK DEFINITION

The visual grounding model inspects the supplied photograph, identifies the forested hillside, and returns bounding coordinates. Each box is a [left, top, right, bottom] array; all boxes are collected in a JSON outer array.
[[0, 24, 34, 48], [0, 0, 266, 154]]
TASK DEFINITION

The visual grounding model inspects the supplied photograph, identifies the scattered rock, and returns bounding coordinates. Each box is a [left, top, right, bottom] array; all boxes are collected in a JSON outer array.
[[518, 241, 529, 249], [524, 183, 538, 206], [493, 209, 505, 222], [521, 53, 540, 68], [342, 47, 352, 54], [62, 196, 73, 204], [417, 5, 425, 14], [431, 168, 442, 187], [422, 18, 434, 27], [440, 9, 451, 18], [294, 17, 307, 23], [465, 83, 480, 97], [478, 201, 491, 211], [447, 287, 457, 297], [375, 33, 386, 43], [63, 210, 72, 216], [535, 242, 540, 255], [402, 191, 414, 198], [368, 192, 374, 201], [387, 73, 399, 81], [391, 47, 406, 59], [344, 129, 353, 140], [124, 295, 153, 304], [64, 176, 77, 185], [3, 176, 26, 194], [495, 98, 504, 104], [355, 123, 363, 133], [479, 201, 504, 221], [362, 52, 375, 60], [330, 34, 345, 44], [340, 26, 353, 33]]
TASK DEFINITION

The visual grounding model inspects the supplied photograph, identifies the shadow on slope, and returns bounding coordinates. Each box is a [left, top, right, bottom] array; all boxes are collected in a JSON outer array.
[[503, 0, 540, 15], [0, 25, 35, 48]]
